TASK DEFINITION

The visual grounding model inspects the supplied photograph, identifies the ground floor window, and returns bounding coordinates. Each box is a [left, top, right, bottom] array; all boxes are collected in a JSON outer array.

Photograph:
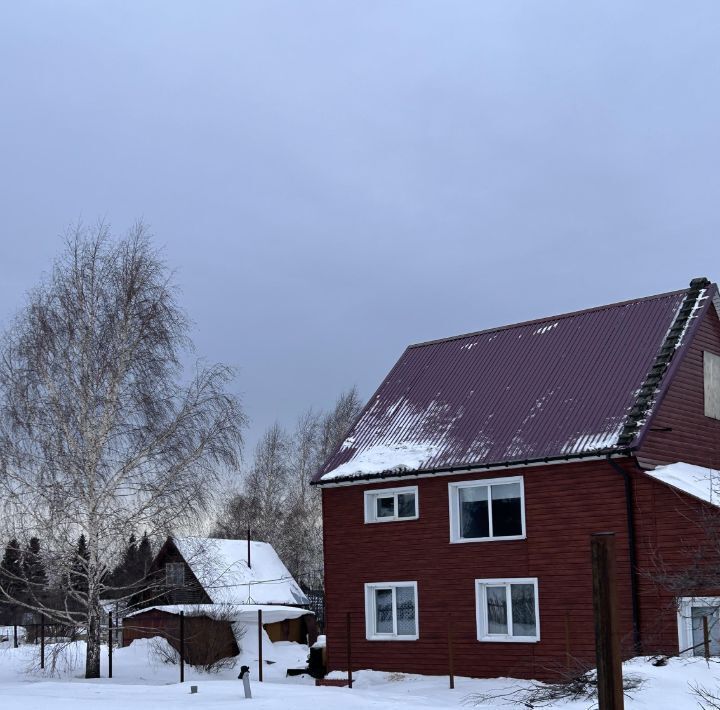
[[677, 597, 720, 656], [476, 578, 540, 642], [364, 582, 419, 640]]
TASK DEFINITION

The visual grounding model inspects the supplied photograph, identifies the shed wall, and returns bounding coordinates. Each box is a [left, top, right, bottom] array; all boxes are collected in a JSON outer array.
[[122, 609, 238, 666]]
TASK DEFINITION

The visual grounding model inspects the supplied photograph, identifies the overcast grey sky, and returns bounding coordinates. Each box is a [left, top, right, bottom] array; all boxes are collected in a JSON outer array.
[[1, 2, 719, 453]]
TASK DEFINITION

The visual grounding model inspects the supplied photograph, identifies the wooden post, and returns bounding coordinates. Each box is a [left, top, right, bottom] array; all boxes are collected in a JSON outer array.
[[179, 611, 185, 683], [346, 611, 352, 689], [108, 611, 113, 679], [247, 528, 251, 569], [258, 609, 263, 682], [40, 616, 45, 670], [704, 615, 711, 660], [448, 615, 455, 689], [13, 622, 17, 649], [591, 533, 624, 710]]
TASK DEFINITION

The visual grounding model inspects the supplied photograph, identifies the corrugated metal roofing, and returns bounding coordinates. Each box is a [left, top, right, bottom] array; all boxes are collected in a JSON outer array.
[[314, 283, 714, 484]]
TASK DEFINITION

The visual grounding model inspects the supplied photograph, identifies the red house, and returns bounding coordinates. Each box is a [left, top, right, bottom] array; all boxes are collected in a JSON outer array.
[[313, 277, 720, 680]]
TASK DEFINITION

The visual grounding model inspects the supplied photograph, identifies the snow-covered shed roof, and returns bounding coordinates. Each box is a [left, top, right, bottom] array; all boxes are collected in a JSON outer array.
[[315, 279, 717, 484], [646, 462, 720, 507], [126, 603, 312, 624], [170, 537, 309, 606]]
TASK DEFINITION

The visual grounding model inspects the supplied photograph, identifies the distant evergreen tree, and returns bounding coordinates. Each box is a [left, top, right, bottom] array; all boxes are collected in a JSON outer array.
[[0, 539, 23, 617], [0, 539, 23, 588], [107, 533, 154, 598], [136, 532, 153, 583], [123, 534, 138, 579], [22, 537, 48, 604], [70, 534, 90, 595]]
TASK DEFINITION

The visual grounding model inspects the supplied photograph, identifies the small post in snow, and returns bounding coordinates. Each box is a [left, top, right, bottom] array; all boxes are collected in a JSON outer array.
[[179, 611, 185, 683], [13, 622, 17, 648], [591, 532, 623, 710], [257, 609, 263, 682], [108, 611, 113, 679], [238, 665, 252, 698], [40, 615, 45, 670], [247, 528, 251, 569], [346, 612, 353, 689], [448, 615, 455, 689]]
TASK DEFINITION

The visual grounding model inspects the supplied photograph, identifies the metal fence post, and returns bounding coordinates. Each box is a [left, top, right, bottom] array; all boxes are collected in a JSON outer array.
[[564, 611, 572, 669], [258, 609, 263, 682], [13, 622, 18, 649], [346, 611, 352, 689], [591, 533, 624, 710], [179, 611, 185, 683], [704, 616, 711, 660], [40, 616, 45, 670], [448, 615, 455, 689], [108, 611, 113, 679]]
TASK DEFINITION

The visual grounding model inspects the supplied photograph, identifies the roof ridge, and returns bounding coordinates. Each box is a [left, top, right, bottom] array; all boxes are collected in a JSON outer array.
[[407, 287, 689, 350], [619, 278, 715, 448]]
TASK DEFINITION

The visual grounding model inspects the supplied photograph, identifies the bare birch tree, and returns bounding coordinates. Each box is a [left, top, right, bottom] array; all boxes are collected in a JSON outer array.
[[0, 223, 246, 677]]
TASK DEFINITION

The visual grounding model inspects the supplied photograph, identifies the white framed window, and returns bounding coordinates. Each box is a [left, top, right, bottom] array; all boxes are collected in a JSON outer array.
[[704, 352, 720, 420], [677, 596, 720, 657], [165, 562, 185, 588], [364, 486, 419, 523], [476, 578, 540, 642], [364, 582, 419, 640], [448, 476, 525, 543]]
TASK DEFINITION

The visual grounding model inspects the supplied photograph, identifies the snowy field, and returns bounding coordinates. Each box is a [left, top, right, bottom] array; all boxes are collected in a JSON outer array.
[[0, 637, 719, 709]]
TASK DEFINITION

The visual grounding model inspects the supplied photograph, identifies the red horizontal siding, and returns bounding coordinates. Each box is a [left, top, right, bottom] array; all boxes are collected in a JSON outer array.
[[323, 457, 720, 681], [638, 303, 720, 469], [634, 471, 720, 654], [323, 459, 639, 681]]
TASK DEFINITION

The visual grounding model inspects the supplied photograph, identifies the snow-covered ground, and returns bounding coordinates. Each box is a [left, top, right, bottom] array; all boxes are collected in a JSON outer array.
[[0, 637, 719, 709]]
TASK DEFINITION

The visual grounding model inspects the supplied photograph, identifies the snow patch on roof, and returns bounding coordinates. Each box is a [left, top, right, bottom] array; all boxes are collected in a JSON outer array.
[[533, 322, 559, 335], [321, 442, 441, 481], [560, 423, 624, 455], [172, 537, 309, 606], [647, 462, 720, 507], [676, 289, 708, 349], [125, 603, 312, 624]]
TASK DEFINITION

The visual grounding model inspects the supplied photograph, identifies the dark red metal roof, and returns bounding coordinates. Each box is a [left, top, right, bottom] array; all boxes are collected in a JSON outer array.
[[314, 282, 715, 484]]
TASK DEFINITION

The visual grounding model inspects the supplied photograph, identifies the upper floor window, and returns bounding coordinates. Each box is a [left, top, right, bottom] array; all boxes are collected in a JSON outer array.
[[364, 581, 419, 640], [165, 562, 185, 588], [364, 486, 418, 523], [704, 351, 720, 420], [449, 476, 525, 542]]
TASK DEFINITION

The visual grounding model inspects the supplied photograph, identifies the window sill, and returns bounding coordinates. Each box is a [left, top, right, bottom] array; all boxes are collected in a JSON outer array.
[[366, 634, 419, 641], [366, 516, 419, 524], [478, 635, 540, 643], [450, 534, 526, 544]]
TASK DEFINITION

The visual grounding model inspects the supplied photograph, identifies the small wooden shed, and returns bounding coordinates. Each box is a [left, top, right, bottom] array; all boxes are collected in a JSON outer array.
[[122, 536, 316, 665]]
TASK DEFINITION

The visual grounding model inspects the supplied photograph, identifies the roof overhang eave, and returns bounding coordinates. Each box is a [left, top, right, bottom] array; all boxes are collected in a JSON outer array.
[[313, 447, 636, 487]]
